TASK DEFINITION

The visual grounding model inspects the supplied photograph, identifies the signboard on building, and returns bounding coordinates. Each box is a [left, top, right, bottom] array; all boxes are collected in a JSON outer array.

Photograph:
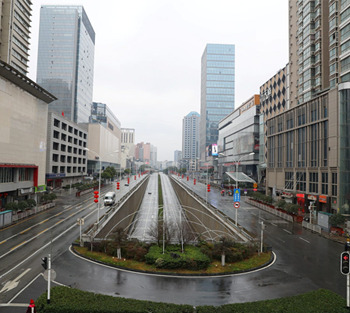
[[307, 194, 317, 201], [319, 195, 327, 203], [207, 144, 218, 157]]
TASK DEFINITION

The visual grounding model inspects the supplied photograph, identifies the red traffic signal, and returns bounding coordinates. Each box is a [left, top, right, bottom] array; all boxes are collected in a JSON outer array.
[[207, 184, 210, 192], [341, 252, 350, 275]]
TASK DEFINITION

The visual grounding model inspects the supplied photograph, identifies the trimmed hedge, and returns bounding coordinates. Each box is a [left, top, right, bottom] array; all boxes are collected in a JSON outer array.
[[35, 287, 347, 313], [145, 245, 211, 270], [36, 286, 194, 313]]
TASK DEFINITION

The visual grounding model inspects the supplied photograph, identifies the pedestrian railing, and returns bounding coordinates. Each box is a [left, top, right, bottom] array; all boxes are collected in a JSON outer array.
[[302, 221, 322, 234], [245, 199, 293, 223], [12, 202, 56, 222]]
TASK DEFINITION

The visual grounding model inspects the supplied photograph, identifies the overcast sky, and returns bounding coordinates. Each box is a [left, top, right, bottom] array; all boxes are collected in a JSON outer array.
[[28, 1, 288, 161]]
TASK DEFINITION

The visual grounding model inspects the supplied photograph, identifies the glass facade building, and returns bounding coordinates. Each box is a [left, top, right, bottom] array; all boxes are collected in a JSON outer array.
[[36, 6, 95, 123], [200, 44, 235, 160]]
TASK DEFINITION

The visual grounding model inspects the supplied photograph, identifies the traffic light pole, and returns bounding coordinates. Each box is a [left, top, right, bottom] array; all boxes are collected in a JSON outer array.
[[347, 273, 350, 309], [47, 254, 51, 304]]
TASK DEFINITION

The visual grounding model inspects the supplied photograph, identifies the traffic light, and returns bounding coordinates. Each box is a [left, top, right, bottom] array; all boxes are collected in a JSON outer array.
[[207, 184, 210, 192], [93, 190, 99, 203], [41, 257, 48, 270], [117, 182, 120, 190], [341, 252, 350, 275]]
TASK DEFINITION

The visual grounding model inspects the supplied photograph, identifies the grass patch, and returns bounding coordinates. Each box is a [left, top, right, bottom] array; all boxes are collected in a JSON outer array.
[[74, 246, 271, 275], [36, 286, 347, 313]]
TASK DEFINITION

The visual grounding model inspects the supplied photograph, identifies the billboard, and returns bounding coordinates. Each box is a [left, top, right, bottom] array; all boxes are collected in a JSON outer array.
[[207, 144, 218, 157]]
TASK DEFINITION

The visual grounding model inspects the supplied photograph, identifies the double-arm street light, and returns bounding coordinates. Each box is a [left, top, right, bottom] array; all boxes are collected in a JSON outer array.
[[84, 148, 119, 224], [234, 152, 255, 190]]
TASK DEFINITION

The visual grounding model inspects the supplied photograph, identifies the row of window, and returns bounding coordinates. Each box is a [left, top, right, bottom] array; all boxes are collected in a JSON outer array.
[[52, 166, 85, 174], [52, 154, 86, 164], [53, 118, 87, 139], [52, 142, 86, 155], [53, 131, 86, 147], [0, 167, 33, 183], [284, 171, 337, 196]]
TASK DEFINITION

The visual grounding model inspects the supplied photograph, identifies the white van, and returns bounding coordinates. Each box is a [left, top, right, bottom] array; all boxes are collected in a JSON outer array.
[[104, 192, 116, 206]]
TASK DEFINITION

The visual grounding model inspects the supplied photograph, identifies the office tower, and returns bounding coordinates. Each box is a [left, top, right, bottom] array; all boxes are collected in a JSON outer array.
[[174, 150, 182, 165], [0, 0, 32, 75], [37, 6, 95, 123], [200, 44, 235, 160], [182, 111, 200, 170]]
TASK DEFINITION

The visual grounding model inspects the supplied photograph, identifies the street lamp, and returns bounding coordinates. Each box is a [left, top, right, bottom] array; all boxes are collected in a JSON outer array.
[[234, 152, 255, 190], [84, 148, 118, 224]]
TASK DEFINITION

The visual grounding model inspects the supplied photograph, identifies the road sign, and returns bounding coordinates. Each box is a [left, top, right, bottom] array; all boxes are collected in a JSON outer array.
[[234, 189, 241, 202], [234, 202, 240, 209], [77, 218, 84, 226], [43, 269, 57, 281], [253, 183, 258, 188]]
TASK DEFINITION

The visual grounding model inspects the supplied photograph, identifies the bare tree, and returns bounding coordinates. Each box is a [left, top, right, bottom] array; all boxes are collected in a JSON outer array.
[[147, 219, 176, 248], [174, 220, 196, 252], [112, 227, 127, 259], [214, 236, 234, 266]]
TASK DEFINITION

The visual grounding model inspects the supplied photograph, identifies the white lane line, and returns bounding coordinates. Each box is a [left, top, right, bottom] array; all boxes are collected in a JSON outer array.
[[8, 273, 41, 303], [277, 237, 285, 243], [271, 223, 277, 227], [283, 229, 292, 235], [0, 268, 31, 294], [299, 237, 310, 244], [260, 217, 266, 221]]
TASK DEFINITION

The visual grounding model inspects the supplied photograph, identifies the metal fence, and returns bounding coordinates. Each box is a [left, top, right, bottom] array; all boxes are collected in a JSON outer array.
[[12, 202, 56, 222], [245, 199, 293, 223], [301, 220, 322, 234]]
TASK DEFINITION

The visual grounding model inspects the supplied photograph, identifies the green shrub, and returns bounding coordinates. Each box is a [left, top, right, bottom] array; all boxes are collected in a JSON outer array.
[[5, 202, 18, 211], [329, 213, 346, 227], [41, 194, 50, 203], [48, 193, 57, 201], [18, 200, 29, 211], [26, 199, 36, 207]]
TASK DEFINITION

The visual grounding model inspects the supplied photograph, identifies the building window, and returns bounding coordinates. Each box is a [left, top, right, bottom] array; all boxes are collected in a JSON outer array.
[[286, 131, 294, 168], [332, 172, 338, 196], [309, 172, 319, 193], [52, 166, 58, 174], [52, 154, 58, 162], [285, 172, 294, 190], [322, 121, 328, 166], [60, 166, 65, 174], [296, 172, 306, 192], [322, 172, 328, 195], [53, 142, 59, 151], [298, 127, 306, 167], [62, 123, 67, 131], [310, 124, 318, 167], [53, 130, 59, 139], [54, 119, 60, 127], [277, 134, 283, 168], [268, 136, 275, 168]]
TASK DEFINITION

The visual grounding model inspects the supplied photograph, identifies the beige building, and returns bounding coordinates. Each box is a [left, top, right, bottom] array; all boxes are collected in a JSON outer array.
[[0, 0, 32, 75], [265, 0, 350, 215], [0, 60, 56, 208]]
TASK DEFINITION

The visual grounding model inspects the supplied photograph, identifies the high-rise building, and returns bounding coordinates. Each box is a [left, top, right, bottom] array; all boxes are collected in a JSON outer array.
[[182, 111, 200, 171], [37, 6, 95, 123], [174, 150, 182, 167], [200, 44, 235, 160], [265, 0, 350, 214], [0, 0, 32, 75]]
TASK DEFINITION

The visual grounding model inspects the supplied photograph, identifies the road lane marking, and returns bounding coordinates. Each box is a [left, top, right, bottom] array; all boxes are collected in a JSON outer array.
[[299, 237, 310, 243], [69, 213, 75, 217], [260, 217, 266, 221], [277, 237, 285, 243], [55, 212, 63, 216], [55, 220, 63, 225], [39, 219, 49, 224], [10, 241, 26, 251], [20, 228, 31, 234], [271, 223, 277, 227], [0, 240, 6, 245], [283, 229, 292, 234], [0, 268, 31, 294], [37, 228, 48, 236]]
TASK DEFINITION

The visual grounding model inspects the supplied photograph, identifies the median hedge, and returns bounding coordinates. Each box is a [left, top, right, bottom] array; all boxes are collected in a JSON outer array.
[[36, 287, 348, 313]]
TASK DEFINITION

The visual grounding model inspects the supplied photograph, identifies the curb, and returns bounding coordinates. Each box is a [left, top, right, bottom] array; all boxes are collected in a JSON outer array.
[[71, 244, 275, 277]]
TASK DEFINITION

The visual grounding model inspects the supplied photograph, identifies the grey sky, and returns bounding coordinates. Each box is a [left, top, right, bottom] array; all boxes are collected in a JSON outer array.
[[28, 1, 288, 161]]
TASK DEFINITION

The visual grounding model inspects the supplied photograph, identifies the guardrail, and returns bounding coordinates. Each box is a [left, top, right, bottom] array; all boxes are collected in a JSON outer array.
[[302, 221, 322, 234], [83, 175, 149, 239], [245, 199, 294, 223], [12, 202, 56, 222], [170, 176, 253, 242]]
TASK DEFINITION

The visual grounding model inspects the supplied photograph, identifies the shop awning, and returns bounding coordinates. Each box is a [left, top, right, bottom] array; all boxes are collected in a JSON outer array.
[[225, 171, 256, 184]]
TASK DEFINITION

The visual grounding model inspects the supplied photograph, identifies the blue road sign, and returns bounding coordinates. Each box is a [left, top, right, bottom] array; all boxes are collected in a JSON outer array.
[[234, 189, 241, 202]]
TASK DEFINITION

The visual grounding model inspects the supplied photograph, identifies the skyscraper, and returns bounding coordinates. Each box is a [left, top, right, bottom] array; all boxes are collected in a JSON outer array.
[[182, 111, 200, 160], [0, 0, 32, 75], [37, 6, 95, 123], [200, 44, 235, 160]]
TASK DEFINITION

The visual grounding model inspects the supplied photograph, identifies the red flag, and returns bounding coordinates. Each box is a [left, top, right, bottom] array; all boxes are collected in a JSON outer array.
[[62, 111, 65, 117]]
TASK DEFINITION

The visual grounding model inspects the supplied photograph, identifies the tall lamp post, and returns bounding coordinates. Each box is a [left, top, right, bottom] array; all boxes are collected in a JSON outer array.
[[234, 152, 255, 190], [84, 148, 118, 224]]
